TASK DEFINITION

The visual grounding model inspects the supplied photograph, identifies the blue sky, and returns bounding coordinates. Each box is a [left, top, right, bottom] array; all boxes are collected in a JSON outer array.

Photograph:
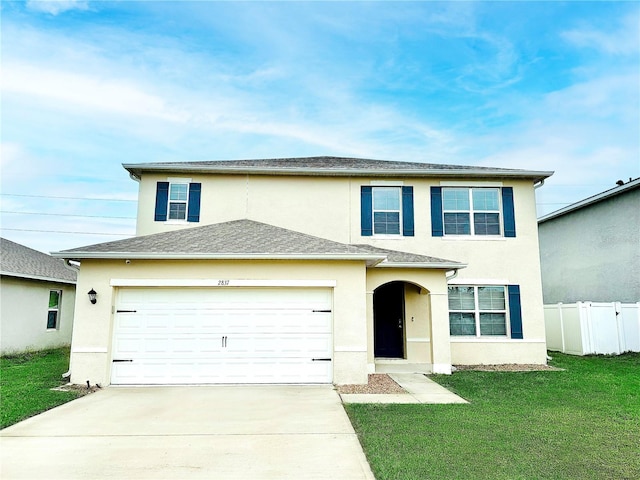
[[1, 0, 639, 253]]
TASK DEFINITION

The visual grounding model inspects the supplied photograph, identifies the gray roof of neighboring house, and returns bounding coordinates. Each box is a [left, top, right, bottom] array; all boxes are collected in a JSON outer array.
[[538, 177, 640, 224], [52, 219, 464, 269], [124, 156, 552, 183], [1, 238, 77, 284]]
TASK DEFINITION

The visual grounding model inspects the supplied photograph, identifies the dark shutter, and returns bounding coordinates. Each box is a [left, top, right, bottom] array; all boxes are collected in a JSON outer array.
[[402, 186, 414, 236], [361, 186, 373, 236], [508, 285, 523, 339], [502, 187, 516, 238], [154, 182, 169, 221], [187, 183, 201, 222], [430, 186, 443, 237]]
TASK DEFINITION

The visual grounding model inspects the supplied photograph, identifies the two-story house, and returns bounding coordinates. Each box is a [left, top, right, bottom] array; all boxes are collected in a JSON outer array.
[[53, 157, 553, 386]]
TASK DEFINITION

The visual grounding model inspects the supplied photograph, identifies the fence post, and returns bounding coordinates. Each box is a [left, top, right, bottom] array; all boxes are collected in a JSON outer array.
[[558, 302, 565, 353]]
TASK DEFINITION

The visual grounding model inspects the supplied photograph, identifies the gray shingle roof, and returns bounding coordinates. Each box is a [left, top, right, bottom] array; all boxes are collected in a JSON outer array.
[[1, 238, 77, 283], [53, 220, 463, 269], [352, 244, 459, 266], [124, 156, 552, 182]]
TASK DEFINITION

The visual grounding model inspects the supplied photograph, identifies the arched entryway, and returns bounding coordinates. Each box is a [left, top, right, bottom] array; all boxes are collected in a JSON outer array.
[[373, 281, 406, 358]]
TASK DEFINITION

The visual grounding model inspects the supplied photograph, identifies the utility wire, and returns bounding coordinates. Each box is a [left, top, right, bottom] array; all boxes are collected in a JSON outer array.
[[1, 193, 136, 202], [1, 211, 136, 220], [0, 228, 133, 236]]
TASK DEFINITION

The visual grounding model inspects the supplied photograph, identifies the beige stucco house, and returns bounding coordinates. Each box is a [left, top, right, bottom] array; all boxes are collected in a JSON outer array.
[[1, 238, 77, 355], [53, 157, 553, 386]]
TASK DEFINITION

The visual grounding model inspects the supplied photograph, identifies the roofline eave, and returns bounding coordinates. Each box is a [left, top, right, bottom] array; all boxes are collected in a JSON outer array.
[[372, 262, 467, 270], [0, 271, 77, 285], [50, 252, 388, 265], [123, 164, 554, 183], [538, 178, 640, 224]]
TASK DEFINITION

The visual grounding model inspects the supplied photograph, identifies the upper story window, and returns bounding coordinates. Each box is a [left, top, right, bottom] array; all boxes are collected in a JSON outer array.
[[168, 183, 189, 220], [47, 290, 61, 330], [373, 187, 402, 235], [431, 186, 516, 238], [361, 186, 414, 237], [154, 181, 201, 223], [448, 284, 523, 339], [443, 188, 501, 236]]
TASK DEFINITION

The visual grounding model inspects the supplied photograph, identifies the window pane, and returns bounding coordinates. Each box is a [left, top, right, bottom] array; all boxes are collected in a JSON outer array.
[[450, 312, 476, 335], [47, 311, 58, 329], [169, 184, 188, 201], [48, 290, 60, 308], [479, 313, 506, 335], [448, 287, 475, 310], [373, 212, 400, 235], [474, 213, 501, 235], [444, 213, 470, 235], [443, 188, 469, 210], [478, 287, 505, 310], [472, 189, 499, 210], [373, 187, 400, 210], [168, 203, 187, 220]]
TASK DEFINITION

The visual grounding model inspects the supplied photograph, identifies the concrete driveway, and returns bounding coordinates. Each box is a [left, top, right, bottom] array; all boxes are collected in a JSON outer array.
[[0, 386, 375, 480]]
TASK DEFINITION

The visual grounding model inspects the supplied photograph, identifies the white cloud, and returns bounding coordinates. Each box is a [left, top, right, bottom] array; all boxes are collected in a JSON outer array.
[[562, 11, 640, 56], [26, 0, 89, 16], [2, 62, 189, 123]]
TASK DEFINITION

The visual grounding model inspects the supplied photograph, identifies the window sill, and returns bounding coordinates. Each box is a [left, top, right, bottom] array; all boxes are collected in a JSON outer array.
[[450, 337, 546, 343], [162, 220, 190, 225], [440, 236, 506, 241], [370, 234, 404, 240]]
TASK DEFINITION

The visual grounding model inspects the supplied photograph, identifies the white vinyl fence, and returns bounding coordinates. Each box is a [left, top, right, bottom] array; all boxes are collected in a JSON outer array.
[[545, 302, 640, 355]]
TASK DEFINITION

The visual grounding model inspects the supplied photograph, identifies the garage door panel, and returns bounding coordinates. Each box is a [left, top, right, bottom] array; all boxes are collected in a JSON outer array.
[[113, 358, 332, 385], [114, 334, 331, 359], [112, 288, 333, 384]]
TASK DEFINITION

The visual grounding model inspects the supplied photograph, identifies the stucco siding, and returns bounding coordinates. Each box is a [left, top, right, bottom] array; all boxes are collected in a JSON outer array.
[[1, 276, 75, 355], [450, 340, 547, 365], [70, 259, 368, 385], [539, 188, 640, 303], [366, 269, 450, 370]]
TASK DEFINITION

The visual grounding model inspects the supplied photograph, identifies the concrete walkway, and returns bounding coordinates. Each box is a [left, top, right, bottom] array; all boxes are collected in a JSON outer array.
[[0, 386, 375, 480], [340, 373, 468, 404]]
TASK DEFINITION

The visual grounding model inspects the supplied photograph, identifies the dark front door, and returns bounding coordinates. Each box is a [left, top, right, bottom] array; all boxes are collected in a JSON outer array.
[[373, 282, 405, 358]]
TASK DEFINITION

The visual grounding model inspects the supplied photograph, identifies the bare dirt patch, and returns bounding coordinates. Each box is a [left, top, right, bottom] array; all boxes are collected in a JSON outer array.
[[337, 374, 407, 394], [453, 364, 563, 372], [51, 382, 102, 396]]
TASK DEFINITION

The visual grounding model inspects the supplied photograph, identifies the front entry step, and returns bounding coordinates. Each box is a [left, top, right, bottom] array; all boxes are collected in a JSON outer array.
[[375, 360, 432, 374]]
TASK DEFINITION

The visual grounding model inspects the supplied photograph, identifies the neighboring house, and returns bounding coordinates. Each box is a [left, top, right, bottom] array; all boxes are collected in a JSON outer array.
[[1, 238, 77, 355], [52, 157, 552, 386], [538, 177, 640, 304]]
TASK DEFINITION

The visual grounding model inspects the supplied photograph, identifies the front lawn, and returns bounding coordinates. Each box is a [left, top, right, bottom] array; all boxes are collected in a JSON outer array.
[[345, 353, 640, 480], [0, 348, 83, 429]]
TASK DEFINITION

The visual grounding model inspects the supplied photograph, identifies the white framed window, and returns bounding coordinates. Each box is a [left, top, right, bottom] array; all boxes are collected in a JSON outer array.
[[47, 290, 62, 330], [168, 183, 189, 220], [443, 188, 501, 236], [373, 187, 402, 235], [448, 286, 508, 336]]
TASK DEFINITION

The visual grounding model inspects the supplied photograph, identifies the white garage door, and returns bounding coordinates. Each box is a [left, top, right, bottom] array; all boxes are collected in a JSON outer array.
[[111, 287, 333, 385]]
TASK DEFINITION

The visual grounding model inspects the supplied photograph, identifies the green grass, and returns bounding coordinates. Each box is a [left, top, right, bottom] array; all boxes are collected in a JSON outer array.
[[345, 353, 640, 480], [0, 348, 83, 429]]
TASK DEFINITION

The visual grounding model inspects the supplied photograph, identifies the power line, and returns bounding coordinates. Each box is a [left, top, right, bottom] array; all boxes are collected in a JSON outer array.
[[1, 211, 136, 220], [1, 193, 136, 202], [0, 228, 133, 236]]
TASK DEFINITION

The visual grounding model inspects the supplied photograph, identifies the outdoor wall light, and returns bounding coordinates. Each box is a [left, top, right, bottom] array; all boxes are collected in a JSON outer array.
[[88, 289, 97, 304]]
